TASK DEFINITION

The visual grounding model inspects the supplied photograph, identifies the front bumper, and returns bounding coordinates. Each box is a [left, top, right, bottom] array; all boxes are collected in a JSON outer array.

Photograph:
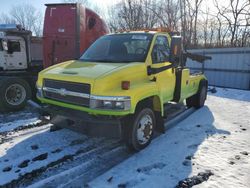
[[42, 104, 123, 138], [38, 96, 132, 116], [37, 85, 132, 116]]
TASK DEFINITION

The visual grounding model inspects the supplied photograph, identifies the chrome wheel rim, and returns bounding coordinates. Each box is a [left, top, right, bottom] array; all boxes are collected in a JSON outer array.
[[5, 84, 26, 106], [137, 114, 153, 145]]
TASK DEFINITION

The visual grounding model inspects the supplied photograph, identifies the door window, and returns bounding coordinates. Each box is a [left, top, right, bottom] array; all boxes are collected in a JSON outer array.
[[88, 17, 96, 30], [152, 36, 170, 63], [8, 40, 21, 53]]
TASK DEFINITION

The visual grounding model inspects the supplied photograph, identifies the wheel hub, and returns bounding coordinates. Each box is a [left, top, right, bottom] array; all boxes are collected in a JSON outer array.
[[137, 114, 153, 145], [5, 84, 26, 106]]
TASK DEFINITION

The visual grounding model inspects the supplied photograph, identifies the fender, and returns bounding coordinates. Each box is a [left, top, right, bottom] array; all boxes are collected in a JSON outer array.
[[132, 93, 163, 115]]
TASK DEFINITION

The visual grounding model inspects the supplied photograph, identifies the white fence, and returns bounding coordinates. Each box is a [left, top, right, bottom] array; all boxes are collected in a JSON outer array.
[[186, 47, 250, 90]]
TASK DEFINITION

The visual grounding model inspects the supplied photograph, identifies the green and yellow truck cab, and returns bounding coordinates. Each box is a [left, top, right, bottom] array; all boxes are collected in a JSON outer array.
[[37, 30, 211, 151]]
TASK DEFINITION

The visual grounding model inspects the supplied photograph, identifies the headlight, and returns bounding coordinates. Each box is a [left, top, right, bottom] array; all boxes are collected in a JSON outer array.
[[90, 95, 131, 110]]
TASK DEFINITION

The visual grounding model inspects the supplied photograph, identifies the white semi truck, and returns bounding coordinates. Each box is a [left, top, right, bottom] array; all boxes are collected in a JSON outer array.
[[0, 24, 43, 112]]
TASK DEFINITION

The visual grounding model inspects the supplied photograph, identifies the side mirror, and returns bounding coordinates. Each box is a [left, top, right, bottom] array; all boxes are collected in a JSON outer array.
[[2, 40, 8, 51], [169, 36, 182, 65]]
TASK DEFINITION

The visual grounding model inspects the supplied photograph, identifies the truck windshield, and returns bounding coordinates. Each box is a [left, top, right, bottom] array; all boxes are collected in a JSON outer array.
[[80, 33, 153, 63]]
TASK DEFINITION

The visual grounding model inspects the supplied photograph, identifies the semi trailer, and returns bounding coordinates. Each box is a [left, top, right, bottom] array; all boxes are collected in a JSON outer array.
[[0, 3, 109, 112]]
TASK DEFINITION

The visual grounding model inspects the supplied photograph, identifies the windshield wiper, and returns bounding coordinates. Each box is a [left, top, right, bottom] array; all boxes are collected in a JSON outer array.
[[79, 58, 131, 63]]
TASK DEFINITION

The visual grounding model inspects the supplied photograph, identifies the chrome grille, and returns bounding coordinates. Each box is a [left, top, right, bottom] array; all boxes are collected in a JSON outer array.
[[43, 79, 90, 107]]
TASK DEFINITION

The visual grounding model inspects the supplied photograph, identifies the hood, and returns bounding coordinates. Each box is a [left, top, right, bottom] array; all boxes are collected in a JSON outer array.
[[43, 60, 127, 78], [93, 62, 148, 94], [39, 60, 130, 85]]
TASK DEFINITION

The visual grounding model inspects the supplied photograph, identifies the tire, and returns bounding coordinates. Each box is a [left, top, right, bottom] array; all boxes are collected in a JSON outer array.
[[0, 77, 31, 112], [186, 81, 207, 108], [122, 108, 156, 151]]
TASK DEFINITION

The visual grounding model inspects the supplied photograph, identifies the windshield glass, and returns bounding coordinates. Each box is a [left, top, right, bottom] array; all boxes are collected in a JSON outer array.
[[80, 33, 153, 63]]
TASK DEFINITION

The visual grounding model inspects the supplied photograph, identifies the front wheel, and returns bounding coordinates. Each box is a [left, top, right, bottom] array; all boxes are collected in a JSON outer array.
[[122, 108, 155, 151]]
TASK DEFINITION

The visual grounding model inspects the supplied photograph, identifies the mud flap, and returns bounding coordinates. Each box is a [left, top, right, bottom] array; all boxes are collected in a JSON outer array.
[[154, 111, 165, 133], [173, 68, 182, 102]]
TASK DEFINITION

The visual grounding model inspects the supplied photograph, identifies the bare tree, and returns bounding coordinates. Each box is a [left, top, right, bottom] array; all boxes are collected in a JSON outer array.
[[32, 11, 43, 36], [10, 4, 41, 33], [214, 0, 250, 46], [140, 0, 160, 28], [118, 0, 144, 30], [202, 9, 209, 47], [192, 0, 203, 45], [107, 0, 161, 31], [0, 4, 43, 36], [157, 0, 180, 29], [179, 0, 187, 44], [106, 0, 250, 48], [0, 14, 15, 24]]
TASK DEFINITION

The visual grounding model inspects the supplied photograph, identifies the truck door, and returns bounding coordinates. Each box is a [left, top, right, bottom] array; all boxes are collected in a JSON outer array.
[[149, 35, 176, 103], [5, 37, 27, 70]]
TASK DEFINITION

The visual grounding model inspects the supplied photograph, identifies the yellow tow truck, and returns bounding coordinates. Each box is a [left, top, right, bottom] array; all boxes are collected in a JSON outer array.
[[37, 29, 211, 151]]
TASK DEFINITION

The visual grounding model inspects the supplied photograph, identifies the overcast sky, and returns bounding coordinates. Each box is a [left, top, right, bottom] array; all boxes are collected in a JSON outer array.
[[0, 0, 114, 16]]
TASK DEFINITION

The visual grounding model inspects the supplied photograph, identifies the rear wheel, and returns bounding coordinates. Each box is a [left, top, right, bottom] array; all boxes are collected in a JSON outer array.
[[0, 78, 31, 112], [122, 108, 155, 151], [186, 81, 207, 108]]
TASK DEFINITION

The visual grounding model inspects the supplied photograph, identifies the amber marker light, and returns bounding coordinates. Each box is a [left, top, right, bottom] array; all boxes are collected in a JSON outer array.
[[121, 81, 130, 90]]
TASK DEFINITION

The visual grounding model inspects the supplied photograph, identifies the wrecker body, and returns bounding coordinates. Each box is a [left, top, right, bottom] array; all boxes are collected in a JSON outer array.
[[37, 30, 211, 150]]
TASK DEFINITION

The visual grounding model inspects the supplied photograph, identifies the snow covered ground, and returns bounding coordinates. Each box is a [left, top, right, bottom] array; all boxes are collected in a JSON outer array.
[[0, 87, 249, 188], [0, 108, 129, 187], [0, 106, 40, 133], [89, 88, 250, 188]]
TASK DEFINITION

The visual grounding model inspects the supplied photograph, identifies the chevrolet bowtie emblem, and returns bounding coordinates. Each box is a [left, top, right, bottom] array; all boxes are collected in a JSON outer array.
[[59, 88, 67, 96]]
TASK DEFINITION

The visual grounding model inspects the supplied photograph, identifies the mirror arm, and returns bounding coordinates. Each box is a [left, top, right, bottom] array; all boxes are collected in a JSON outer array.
[[147, 66, 154, 75], [147, 64, 173, 76]]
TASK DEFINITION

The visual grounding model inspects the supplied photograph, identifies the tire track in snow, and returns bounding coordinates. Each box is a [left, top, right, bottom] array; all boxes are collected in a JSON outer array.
[[24, 108, 194, 187], [0, 117, 50, 145], [26, 144, 130, 188], [0, 104, 193, 187], [0, 125, 124, 187], [0, 108, 126, 187], [5, 139, 124, 188]]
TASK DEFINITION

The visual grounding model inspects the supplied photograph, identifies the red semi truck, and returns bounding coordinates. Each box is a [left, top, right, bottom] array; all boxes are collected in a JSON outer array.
[[0, 3, 109, 112], [43, 3, 108, 68]]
